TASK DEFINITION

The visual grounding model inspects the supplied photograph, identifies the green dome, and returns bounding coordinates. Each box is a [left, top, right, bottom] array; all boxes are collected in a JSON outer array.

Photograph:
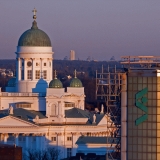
[[18, 21, 51, 47], [70, 78, 83, 87], [49, 78, 63, 88], [7, 77, 16, 87]]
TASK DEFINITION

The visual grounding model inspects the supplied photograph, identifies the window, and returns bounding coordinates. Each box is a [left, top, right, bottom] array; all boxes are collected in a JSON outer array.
[[51, 137, 56, 141], [51, 104, 56, 116], [16, 103, 31, 108], [36, 62, 39, 66], [67, 137, 72, 141], [67, 148, 72, 158], [44, 62, 46, 66], [27, 70, 32, 79], [21, 70, 24, 80], [35, 70, 40, 79], [43, 70, 47, 79], [65, 102, 75, 108]]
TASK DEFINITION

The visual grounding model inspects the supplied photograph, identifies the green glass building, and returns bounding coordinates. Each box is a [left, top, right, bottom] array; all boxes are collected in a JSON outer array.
[[126, 68, 160, 160]]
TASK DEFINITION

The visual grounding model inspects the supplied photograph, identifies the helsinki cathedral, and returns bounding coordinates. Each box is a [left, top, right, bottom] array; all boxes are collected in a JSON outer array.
[[0, 9, 111, 159]]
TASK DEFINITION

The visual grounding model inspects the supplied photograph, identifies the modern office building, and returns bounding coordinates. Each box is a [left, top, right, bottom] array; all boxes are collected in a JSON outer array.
[[96, 56, 160, 160], [121, 56, 160, 160]]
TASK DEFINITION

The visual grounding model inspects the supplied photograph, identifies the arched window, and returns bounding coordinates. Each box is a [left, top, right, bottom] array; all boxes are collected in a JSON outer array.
[[51, 104, 56, 116]]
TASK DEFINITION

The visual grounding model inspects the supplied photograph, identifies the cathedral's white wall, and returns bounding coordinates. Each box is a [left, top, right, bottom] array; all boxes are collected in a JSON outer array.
[[46, 88, 65, 97], [0, 117, 109, 159], [67, 87, 84, 95], [0, 95, 45, 111], [15, 46, 53, 93], [16, 46, 53, 53], [16, 81, 49, 93]]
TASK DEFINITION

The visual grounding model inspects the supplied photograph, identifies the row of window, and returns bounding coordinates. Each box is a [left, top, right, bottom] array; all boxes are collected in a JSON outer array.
[[21, 62, 49, 67], [51, 137, 72, 157], [51, 136, 72, 142], [128, 122, 158, 129], [128, 130, 157, 137], [16, 103, 31, 108], [128, 152, 156, 160], [21, 70, 47, 79], [128, 76, 160, 84]]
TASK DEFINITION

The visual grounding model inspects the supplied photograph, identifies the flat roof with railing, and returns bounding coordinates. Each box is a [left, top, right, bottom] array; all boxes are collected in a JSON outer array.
[[120, 56, 160, 68], [0, 92, 46, 97]]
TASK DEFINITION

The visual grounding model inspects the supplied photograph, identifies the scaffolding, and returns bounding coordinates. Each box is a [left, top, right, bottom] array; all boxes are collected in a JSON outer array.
[[96, 65, 123, 160], [121, 56, 160, 68]]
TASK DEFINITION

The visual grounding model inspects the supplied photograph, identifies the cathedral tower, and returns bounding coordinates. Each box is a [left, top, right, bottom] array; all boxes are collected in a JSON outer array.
[[15, 9, 53, 92]]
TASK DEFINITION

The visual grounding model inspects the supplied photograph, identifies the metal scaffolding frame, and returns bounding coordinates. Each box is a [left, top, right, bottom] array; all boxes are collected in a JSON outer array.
[[96, 65, 123, 160]]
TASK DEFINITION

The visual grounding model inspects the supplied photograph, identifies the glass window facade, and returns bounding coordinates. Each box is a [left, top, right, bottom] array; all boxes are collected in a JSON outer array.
[[127, 70, 159, 160]]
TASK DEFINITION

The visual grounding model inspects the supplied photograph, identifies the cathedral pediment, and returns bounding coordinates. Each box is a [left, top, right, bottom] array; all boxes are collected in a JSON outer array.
[[0, 116, 38, 127]]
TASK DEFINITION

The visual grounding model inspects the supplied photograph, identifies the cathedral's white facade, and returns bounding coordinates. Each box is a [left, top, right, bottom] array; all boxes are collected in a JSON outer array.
[[0, 10, 112, 159]]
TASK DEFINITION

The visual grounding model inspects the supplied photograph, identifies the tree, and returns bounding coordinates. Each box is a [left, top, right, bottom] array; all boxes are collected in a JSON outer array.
[[24, 147, 60, 160]]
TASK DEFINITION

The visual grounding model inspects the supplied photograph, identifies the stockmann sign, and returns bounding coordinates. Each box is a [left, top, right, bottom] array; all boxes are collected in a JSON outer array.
[[135, 88, 148, 126]]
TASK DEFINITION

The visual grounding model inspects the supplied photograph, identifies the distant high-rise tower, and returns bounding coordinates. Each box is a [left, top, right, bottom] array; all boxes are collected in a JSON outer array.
[[70, 50, 75, 60]]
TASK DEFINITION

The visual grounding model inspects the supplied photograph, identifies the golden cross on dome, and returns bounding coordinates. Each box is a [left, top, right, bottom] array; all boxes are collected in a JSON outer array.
[[54, 70, 57, 79], [32, 8, 37, 20], [74, 69, 77, 78]]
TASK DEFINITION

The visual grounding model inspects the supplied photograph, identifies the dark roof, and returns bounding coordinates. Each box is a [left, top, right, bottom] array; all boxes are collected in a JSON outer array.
[[76, 136, 118, 145], [65, 108, 91, 118], [0, 108, 105, 126], [0, 108, 46, 123], [65, 108, 105, 125]]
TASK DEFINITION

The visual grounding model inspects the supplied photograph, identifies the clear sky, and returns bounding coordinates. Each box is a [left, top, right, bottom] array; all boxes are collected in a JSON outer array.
[[0, 0, 160, 60]]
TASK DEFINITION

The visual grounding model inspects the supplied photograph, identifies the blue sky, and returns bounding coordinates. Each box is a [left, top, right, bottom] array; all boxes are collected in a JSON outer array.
[[0, 0, 160, 60]]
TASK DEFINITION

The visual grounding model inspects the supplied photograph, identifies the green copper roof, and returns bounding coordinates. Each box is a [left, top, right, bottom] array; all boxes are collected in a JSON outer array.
[[49, 78, 63, 88], [70, 77, 83, 87], [7, 77, 16, 87], [18, 20, 51, 47]]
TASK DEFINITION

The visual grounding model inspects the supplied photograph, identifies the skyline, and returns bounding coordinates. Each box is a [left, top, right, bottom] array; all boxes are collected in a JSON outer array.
[[0, 1, 160, 60]]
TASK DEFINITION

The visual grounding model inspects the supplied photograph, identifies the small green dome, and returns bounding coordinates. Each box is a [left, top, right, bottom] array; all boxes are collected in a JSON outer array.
[[49, 78, 63, 88], [7, 77, 16, 87], [18, 21, 51, 47], [70, 78, 83, 87]]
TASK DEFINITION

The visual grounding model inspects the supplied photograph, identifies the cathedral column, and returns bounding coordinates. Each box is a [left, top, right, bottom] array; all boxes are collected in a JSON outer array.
[[17, 58, 21, 80], [41, 136, 45, 150], [40, 58, 43, 78], [61, 102, 65, 117], [56, 105, 58, 116], [71, 132, 77, 156], [49, 58, 53, 80], [15, 134, 19, 146], [4, 134, 8, 144], [58, 101, 61, 117], [36, 135, 41, 150], [24, 58, 27, 80], [25, 135, 29, 149], [32, 58, 35, 80]]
